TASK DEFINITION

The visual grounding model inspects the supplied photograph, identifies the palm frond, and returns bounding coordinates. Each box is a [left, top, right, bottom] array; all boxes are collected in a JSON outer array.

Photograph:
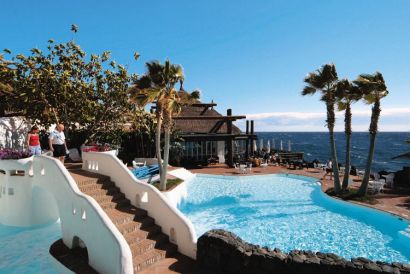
[[301, 86, 317, 96], [337, 101, 347, 111]]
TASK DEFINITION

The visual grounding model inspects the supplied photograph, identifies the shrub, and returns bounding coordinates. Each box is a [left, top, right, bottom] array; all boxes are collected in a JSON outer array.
[[0, 149, 32, 160]]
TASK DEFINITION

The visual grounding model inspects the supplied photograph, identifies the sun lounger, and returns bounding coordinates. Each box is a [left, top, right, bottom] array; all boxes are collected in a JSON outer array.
[[131, 164, 160, 179]]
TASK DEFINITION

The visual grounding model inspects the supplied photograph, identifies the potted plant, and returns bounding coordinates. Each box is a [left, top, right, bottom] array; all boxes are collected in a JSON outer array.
[[82, 143, 118, 155]]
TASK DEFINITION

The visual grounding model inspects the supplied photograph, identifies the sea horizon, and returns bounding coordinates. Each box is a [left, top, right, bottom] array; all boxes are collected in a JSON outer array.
[[255, 132, 410, 172]]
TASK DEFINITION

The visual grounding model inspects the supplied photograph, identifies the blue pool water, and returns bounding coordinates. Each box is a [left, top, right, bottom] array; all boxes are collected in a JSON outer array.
[[0, 222, 61, 273], [178, 174, 410, 263]]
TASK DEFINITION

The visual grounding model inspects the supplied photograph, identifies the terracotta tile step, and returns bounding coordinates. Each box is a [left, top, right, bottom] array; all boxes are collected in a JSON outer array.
[[79, 186, 120, 197], [99, 198, 131, 210], [104, 207, 147, 220], [75, 177, 113, 187], [104, 208, 151, 226], [117, 217, 155, 234], [69, 170, 111, 180], [133, 244, 178, 272], [78, 181, 116, 192], [130, 234, 169, 256], [124, 225, 162, 245], [92, 193, 126, 204]]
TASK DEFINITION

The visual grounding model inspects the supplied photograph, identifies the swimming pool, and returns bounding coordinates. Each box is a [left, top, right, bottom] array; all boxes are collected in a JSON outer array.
[[0, 222, 61, 273], [177, 174, 410, 263]]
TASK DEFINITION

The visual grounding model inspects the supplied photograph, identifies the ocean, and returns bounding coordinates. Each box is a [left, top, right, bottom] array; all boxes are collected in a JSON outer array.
[[256, 132, 410, 172]]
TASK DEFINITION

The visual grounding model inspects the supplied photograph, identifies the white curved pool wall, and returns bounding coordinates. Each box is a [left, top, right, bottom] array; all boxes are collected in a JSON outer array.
[[0, 156, 133, 274], [0, 157, 59, 227], [82, 151, 198, 259]]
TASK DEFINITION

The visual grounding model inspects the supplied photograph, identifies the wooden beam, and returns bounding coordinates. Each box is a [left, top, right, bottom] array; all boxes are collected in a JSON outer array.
[[209, 120, 225, 133], [200, 106, 210, 115]]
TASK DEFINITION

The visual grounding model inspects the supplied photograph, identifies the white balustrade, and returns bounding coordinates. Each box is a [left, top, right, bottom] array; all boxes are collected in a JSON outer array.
[[82, 151, 198, 259]]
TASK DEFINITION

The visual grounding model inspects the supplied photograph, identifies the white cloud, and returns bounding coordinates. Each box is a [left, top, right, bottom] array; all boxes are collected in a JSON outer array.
[[246, 107, 410, 121], [239, 107, 410, 132]]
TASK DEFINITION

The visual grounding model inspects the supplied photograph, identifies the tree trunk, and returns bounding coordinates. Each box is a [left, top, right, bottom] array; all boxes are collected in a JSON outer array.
[[329, 130, 341, 193], [342, 104, 352, 190], [326, 100, 341, 193], [160, 127, 171, 191], [155, 115, 163, 182], [342, 133, 351, 190], [358, 99, 381, 196]]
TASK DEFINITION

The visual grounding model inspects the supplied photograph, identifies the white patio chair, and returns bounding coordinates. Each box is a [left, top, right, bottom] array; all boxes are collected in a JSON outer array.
[[368, 180, 385, 195], [246, 162, 253, 172], [384, 173, 395, 188], [357, 169, 365, 178]]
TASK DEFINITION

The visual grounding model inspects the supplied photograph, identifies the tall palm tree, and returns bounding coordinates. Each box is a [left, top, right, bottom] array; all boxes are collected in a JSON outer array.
[[302, 64, 342, 193], [354, 72, 388, 196], [335, 79, 363, 190], [130, 60, 199, 191]]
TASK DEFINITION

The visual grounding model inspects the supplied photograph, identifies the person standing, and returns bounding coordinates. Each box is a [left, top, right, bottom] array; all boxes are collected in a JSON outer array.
[[27, 125, 42, 155], [324, 159, 333, 180], [49, 124, 68, 163]]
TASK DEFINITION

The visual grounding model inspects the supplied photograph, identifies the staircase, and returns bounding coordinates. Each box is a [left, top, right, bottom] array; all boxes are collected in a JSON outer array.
[[68, 168, 180, 273]]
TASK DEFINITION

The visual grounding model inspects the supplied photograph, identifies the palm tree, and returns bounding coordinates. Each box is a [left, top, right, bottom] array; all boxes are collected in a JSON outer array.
[[130, 60, 199, 191], [335, 79, 363, 191], [354, 72, 388, 196], [302, 64, 341, 193]]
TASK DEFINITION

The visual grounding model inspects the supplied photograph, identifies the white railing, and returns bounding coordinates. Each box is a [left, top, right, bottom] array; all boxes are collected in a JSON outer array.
[[31, 156, 133, 274], [82, 151, 198, 258]]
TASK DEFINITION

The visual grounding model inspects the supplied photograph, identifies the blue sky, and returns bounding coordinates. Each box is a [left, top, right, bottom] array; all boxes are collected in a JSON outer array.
[[3, 0, 410, 131]]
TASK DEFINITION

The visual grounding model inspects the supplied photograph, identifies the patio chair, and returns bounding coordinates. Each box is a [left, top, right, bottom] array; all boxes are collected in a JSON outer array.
[[239, 164, 247, 174], [132, 160, 146, 169], [246, 162, 253, 172], [368, 180, 385, 195], [357, 169, 365, 178], [383, 173, 395, 188]]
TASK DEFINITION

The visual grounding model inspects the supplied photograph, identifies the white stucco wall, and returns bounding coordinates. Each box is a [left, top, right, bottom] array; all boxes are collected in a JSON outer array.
[[82, 152, 198, 259], [0, 156, 133, 274]]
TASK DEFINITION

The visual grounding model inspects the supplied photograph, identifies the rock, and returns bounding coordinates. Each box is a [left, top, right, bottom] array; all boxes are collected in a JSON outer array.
[[196, 229, 401, 274], [364, 262, 382, 272]]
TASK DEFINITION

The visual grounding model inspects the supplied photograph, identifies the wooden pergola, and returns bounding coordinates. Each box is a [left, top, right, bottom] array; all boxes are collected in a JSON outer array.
[[173, 102, 257, 167]]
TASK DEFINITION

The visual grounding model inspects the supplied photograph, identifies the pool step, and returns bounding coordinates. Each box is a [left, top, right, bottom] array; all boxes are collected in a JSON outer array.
[[68, 168, 188, 273]]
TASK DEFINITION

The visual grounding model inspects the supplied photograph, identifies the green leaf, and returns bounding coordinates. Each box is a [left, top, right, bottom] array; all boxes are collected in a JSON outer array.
[[71, 24, 79, 33], [134, 52, 140, 61]]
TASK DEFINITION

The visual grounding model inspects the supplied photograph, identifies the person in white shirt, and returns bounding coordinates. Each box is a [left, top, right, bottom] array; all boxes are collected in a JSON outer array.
[[324, 159, 333, 180], [49, 124, 68, 163]]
